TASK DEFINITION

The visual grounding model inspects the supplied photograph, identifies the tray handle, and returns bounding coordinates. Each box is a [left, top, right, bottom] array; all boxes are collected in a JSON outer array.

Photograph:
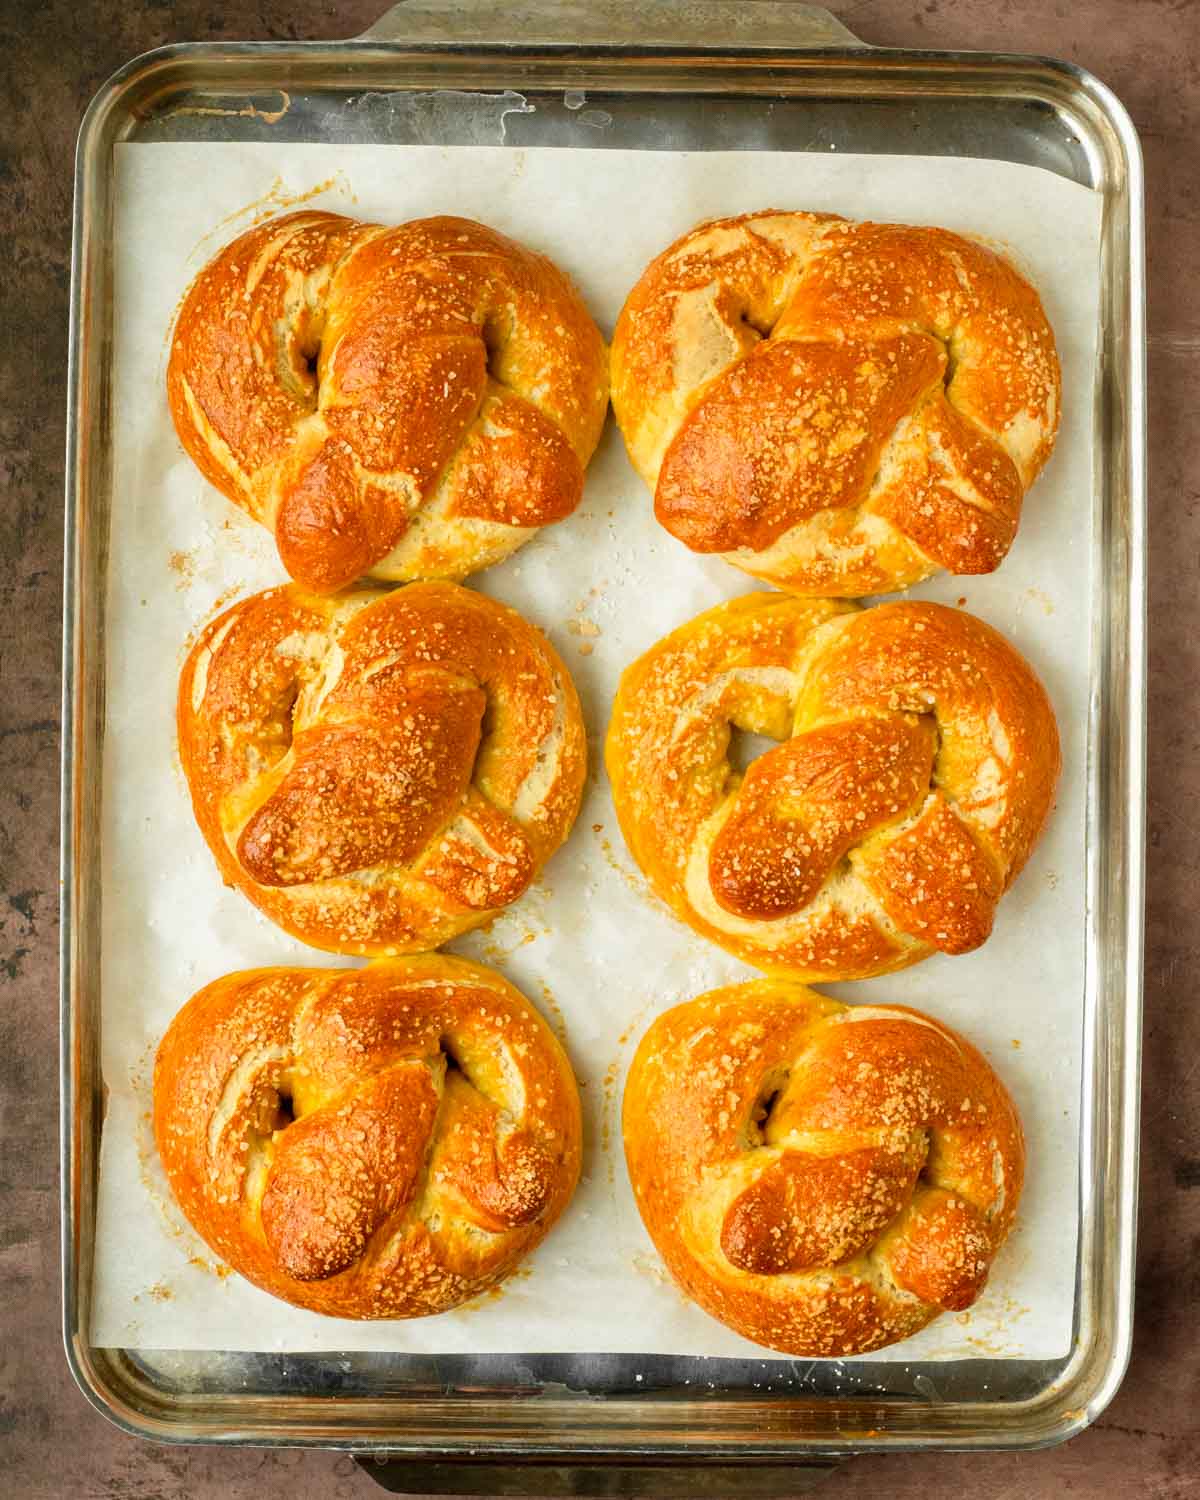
[[355, 1456, 841, 1494], [359, 0, 868, 49]]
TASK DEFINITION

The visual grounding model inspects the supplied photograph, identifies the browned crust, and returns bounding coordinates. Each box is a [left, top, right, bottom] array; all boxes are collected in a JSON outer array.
[[623, 981, 1025, 1356], [154, 955, 582, 1318], [168, 211, 609, 592], [178, 580, 586, 955], [605, 593, 1060, 981], [611, 210, 1060, 596]]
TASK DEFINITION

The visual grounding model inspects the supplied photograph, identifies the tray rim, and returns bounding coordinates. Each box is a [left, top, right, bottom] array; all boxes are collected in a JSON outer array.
[[60, 26, 1147, 1461]]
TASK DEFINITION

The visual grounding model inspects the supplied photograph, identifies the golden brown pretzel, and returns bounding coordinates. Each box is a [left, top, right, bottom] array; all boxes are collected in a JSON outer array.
[[179, 580, 585, 954], [623, 981, 1024, 1356], [168, 211, 609, 592], [155, 956, 581, 1317], [606, 593, 1060, 980], [611, 211, 1060, 596]]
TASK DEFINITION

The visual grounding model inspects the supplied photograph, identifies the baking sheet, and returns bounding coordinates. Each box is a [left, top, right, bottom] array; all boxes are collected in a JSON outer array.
[[92, 142, 1101, 1361]]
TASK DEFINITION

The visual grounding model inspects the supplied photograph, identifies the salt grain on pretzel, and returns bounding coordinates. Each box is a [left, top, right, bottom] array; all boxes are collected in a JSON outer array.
[[623, 980, 1024, 1355], [155, 956, 581, 1317], [612, 211, 1060, 596], [606, 592, 1060, 980], [179, 580, 585, 954], [169, 212, 609, 592]]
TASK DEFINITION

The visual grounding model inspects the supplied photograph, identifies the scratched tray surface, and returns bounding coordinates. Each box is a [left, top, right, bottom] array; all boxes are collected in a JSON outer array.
[[63, 10, 1144, 1457], [133, 76, 1096, 179]]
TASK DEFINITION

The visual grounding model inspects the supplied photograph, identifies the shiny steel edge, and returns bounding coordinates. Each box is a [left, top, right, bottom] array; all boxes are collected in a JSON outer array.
[[1032, 57, 1146, 1449], [61, 62, 107, 1437], [60, 9, 1147, 1461], [1090, 57, 1147, 1431]]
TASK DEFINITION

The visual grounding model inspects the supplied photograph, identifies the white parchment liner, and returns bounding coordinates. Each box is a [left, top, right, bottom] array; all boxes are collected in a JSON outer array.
[[92, 143, 1101, 1360]]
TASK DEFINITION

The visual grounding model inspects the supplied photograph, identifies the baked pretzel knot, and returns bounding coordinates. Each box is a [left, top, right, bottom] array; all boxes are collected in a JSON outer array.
[[606, 593, 1060, 981], [168, 212, 609, 592], [623, 982, 1024, 1355], [155, 957, 581, 1317], [611, 211, 1060, 596], [179, 580, 585, 955]]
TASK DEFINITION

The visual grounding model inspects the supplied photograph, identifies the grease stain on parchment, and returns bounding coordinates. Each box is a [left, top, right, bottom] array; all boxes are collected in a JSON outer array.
[[129, 1040, 230, 1286], [187, 170, 356, 262]]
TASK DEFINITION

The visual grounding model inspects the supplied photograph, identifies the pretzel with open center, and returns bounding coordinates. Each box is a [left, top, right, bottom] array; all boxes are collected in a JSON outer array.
[[168, 211, 609, 592], [623, 981, 1024, 1355], [154, 956, 581, 1317], [179, 580, 585, 954], [606, 593, 1060, 981], [611, 211, 1060, 596]]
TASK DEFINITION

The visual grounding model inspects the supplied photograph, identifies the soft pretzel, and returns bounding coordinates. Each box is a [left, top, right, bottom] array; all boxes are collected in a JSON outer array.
[[179, 580, 585, 954], [154, 956, 581, 1317], [611, 211, 1060, 596], [168, 211, 609, 592], [623, 981, 1024, 1356], [606, 593, 1059, 980]]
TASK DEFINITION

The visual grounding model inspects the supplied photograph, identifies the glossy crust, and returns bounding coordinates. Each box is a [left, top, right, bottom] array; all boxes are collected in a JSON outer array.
[[606, 593, 1060, 981], [179, 580, 585, 955], [611, 211, 1060, 596], [154, 956, 582, 1318], [623, 981, 1024, 1356], [168, 211, 609, 592]]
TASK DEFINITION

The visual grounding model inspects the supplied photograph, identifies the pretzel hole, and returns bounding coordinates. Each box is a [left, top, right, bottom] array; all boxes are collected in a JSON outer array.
[[278, 313, 323, 408], [467, 696, 515, 801], [481, 308, 515, 385], [440, 1032, 521, 1118], [746, 1071, 789, 1146], [440, 1035, 493, 1104], [738, 303, 772, 338], [475, 698, 497, 766], [264, 677, 301, 760], [923, 712, 945, 790], [440, 1034, 468, 1081], [242, 1082, 296, 1197], [939, 330, 964, 393], [752, 1088, 782, 1135], [271, 1086, 296, 1133], [726, 726, 778, 778]]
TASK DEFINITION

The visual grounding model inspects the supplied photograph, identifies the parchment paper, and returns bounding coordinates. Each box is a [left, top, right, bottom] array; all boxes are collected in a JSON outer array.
[[92, 143, 1101, 1360]]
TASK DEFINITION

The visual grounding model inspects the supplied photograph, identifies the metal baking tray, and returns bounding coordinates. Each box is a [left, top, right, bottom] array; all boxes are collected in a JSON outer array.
[[61, 0, 1146, 1480]]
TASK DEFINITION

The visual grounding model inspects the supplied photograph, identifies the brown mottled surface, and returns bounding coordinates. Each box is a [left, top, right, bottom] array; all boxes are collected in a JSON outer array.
[[605, 593, 1060, 979], [168, 210, 607, 592], [623, 982, 1025, 1356], [0, 0, 1195, 1496], [611, 211, 1058, 595], [154, 957, 581, 1318], [177, 581, 585, 955]]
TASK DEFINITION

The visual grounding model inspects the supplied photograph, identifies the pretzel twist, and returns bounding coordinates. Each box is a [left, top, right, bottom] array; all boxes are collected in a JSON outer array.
[[154, 957, 581, 1317], [611, 211, 1060, 596], [179, 580, 585, 955], [606, 593, 1060, 981], [623, 981, 1024, 1355], [168, 212, 609, 592]]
